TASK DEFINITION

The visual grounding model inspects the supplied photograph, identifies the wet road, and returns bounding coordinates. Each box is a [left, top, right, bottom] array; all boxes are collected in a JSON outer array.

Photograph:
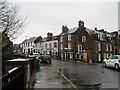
[[34, 64, 73, 88], [34, 59, 120, 89]]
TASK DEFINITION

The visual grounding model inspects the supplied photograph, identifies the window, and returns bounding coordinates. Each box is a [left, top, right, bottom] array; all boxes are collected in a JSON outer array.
[[61, 53, 63, 58], [68, 34, 71, 41], [110, 53, 112, 56], [28, 43, 29, 47], [106, 45, 109, 51], [68, 43, 71, 49], [98, 44, 101, 51], [26, 43, 27, 47], [70, 52, 73, 59], [110, 45, 112, 51], [78, 45, 82, 52], [54, 42, 57, 48], [104, 53, 106, 59], [98, 34, 100, 40], [60, 36, 63, 42], [45, 44, 47, 48], [98, 54, 101, 61], [112, 56, 118, 59], [108, 55, 113, 59], [49, 43, 52, 48], [106, 53, 109, 58], [82, 36, 86, 42], [39, 43, 41, 47], [61, 44, 63, 50], [35, 43, 37, 47]]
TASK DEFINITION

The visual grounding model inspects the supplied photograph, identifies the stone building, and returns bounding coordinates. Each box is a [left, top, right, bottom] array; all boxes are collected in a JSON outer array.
[[34, 33, 59, 57], [58, 20, 120, 63]]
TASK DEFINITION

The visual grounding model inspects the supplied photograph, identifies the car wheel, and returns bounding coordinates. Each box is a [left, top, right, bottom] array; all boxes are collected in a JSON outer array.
[[103, 62, 107, 68], [49, 60, 51, 64], [115, 64, 119, 70]]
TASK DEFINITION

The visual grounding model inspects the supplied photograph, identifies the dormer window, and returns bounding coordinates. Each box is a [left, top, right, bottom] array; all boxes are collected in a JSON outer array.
[[82, 36, 86, 42]]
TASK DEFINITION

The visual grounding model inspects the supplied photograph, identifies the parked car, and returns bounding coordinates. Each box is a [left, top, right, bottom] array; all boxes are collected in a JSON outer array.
[[24, 53, 35, 58], [103, 55, 120, 70], [38, 55, 51, 64], [13, 52, 24, 56], [24, 53, 29, 57], [33, 53, 40, 57]]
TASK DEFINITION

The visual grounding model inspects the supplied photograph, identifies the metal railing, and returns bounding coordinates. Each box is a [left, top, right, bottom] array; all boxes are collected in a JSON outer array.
[[1, 66, 24, 90]]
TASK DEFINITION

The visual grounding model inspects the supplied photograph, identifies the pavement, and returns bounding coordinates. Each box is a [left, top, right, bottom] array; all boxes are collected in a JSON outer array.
[[33, 64, 74, 88]]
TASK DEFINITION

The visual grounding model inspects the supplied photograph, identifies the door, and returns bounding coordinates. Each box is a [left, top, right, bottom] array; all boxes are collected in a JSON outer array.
[[115, 49, 118, 55]]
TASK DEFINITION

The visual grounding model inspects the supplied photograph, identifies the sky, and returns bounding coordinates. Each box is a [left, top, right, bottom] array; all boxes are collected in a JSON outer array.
[[9, 0, 119, 44]]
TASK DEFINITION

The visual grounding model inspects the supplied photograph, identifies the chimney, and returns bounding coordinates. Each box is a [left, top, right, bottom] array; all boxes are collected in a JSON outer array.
[[95, 27, 97, 31], [78, 20, 84, 27], [62, 25, 68, 32], [47, 32, 53, 38]]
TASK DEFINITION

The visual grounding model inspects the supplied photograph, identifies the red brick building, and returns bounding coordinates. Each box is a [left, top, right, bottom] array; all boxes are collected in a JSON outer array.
[[58, 20, 120, 63]]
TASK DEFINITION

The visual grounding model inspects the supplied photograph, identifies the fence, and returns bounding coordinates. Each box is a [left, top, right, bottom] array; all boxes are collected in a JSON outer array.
[[1, 66, 24, 90]]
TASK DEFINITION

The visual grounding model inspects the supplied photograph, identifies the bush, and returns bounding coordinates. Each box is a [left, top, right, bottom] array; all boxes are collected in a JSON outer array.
[[2, 52, 15, 74], [2, 52, 14, 61]]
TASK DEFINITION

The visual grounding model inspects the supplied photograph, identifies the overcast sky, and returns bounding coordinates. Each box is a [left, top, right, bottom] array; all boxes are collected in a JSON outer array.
[[10, 0, 119, 44]]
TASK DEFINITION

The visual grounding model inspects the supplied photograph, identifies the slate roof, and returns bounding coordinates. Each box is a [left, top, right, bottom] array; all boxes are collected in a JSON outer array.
[[22, 37, 37, 44], [42, 36, 59, 42], [61, 27, 78, 35], [60, 26, 113, 41], [85, 28, 111, 41]]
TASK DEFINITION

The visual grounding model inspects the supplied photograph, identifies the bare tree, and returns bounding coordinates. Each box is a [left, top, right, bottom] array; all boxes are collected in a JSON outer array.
[[0, 0, 26, 41]]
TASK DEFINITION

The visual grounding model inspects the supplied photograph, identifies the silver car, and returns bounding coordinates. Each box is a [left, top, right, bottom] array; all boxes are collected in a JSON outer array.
[[103, 55, 120, 70]]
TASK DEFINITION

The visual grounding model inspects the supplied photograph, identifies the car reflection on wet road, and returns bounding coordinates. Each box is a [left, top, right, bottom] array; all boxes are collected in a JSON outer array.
[[33, 59, 120, 89]]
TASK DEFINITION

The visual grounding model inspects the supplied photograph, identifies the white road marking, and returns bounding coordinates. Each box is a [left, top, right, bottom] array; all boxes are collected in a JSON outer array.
[[56, 69, 77, 88]]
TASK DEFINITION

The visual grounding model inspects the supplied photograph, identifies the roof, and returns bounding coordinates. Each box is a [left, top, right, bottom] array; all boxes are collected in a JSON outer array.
[[61, 27, 78, 35], [60, 26, 114, 41], [42, 36, 58, 42], [21, 37, 37, 44]]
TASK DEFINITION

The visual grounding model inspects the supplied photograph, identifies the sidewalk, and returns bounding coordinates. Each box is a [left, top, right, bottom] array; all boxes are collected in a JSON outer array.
[[33, 64, 73, 88]]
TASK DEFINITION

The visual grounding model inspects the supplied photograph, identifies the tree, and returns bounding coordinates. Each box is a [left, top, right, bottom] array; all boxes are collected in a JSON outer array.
[[0, 0, 26, 73], [0, 0, 26, 40]]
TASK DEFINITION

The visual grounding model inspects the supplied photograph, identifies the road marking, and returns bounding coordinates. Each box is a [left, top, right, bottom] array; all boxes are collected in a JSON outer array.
[[56, 69, 77, 88]]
